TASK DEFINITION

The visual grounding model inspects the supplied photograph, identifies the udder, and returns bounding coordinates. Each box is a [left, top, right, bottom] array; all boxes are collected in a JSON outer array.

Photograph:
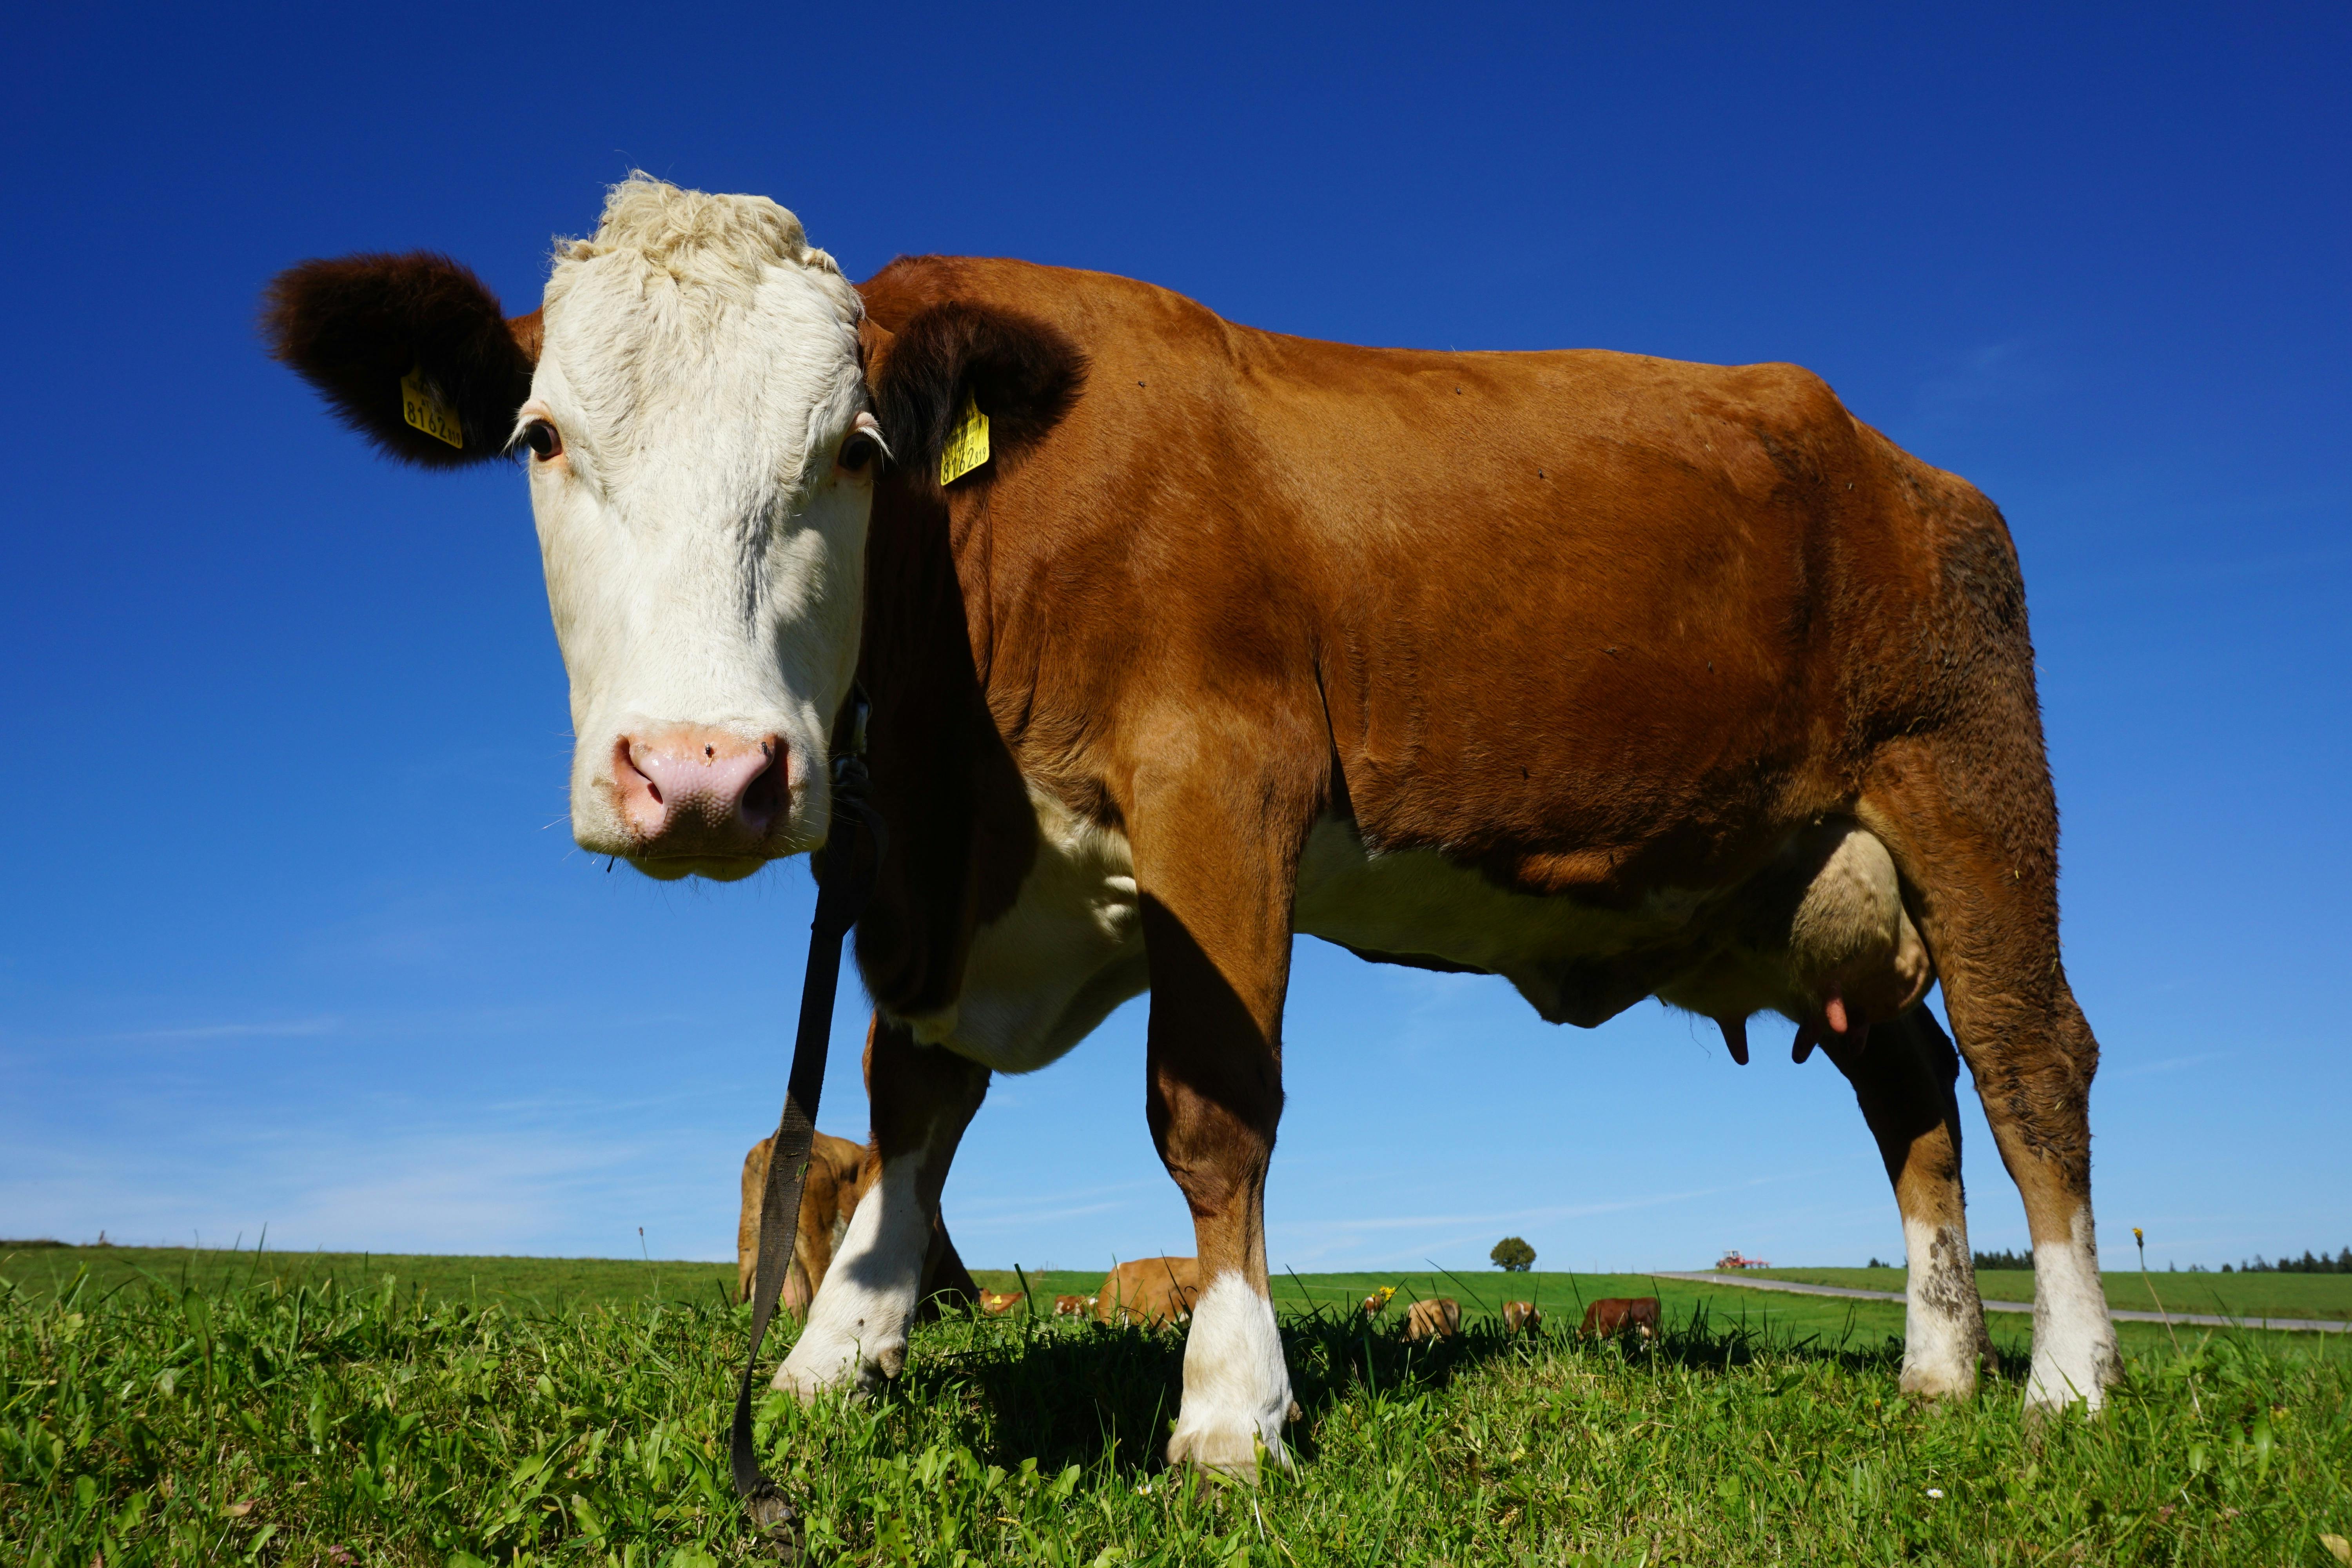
[[1659, 820, 1934, 1057]]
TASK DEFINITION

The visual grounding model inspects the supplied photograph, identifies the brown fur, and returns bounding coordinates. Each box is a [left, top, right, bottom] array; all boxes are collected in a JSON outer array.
[[1053, 1293, 1093, 1316], [1094, 1256, 1201, 1326], [1404, 1297, 1461, 1341], [1502, 1301, 1542, 1332], [842, 254, 2107, 1411], [1580, 1297, 1662, 1338], [260, 254, 537, 467]]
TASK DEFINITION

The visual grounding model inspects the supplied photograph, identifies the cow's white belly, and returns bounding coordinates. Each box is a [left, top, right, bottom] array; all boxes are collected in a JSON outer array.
[[897, 807, 1706, 1073], [1292, 816, 1688, 1018]]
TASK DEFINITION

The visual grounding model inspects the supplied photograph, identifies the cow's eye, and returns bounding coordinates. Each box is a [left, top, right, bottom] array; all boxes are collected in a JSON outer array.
[[838, 430, 879, 473], [523, 420, 562, 460]]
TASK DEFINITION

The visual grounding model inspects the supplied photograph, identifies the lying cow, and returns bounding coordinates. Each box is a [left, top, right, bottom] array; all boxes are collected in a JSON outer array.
[[1502, 1301, 1543, 1333], [1405, 1298, 1462, 1341], [1581, 1297, 1663, 1339], [737, 1078, 979, 1319], [1094, 1257, 1201, 1327], [265, 176, 2120, 1475]]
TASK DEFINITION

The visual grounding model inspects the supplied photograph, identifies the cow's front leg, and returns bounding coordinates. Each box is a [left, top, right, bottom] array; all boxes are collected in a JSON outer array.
[[1130, 761, 1312, 1479], [777, 1016, 987, 1398]]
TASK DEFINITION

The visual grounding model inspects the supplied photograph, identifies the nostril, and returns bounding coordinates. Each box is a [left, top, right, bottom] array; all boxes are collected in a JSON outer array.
[[611, 737, 669, 835], [739, 746, 785, 830]]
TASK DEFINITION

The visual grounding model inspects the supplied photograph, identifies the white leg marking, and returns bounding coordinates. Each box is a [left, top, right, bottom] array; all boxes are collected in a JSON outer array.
[[1166, 1273, 1295, 1477], [775, 1155, 930, 1399], [2027, 1205, 2120, 1413], [1899, 1215, 1982, 1398]]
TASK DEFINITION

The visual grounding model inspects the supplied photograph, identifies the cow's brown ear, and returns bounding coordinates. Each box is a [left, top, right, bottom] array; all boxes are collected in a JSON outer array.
[[261, 252, 538, 468], [865, 301, 1086, 490]]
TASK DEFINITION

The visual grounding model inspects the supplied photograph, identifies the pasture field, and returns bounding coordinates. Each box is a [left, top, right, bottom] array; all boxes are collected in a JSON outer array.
[[0, 1245, 739, 1314], [8, 1250, 2352, 1565], [1744, 1267, 2352, 1323]]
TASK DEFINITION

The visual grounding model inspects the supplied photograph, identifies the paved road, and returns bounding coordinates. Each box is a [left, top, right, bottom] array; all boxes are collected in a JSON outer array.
[[1651, 1271, 2351, 1334]]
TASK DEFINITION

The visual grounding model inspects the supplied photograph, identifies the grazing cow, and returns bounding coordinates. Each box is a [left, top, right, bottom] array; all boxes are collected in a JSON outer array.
[[1053, 1294, 1093, 1316], [737, 1091, 981, 1318], [1580, 1297, 1663, 1339], [1361, 1287, 1396, 1318], [265, 176, 2120, 1475], [1405, 1298, 1463, 1341], [737, 1127, 865, 1310], [977, 1289, 1025, 1315], [1095, 1257, 1201, 1327], [1502, 1301, 1542, 1332]]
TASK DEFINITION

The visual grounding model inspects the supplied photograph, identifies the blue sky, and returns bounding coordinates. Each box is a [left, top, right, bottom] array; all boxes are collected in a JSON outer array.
[[3, 2, 2345, 1276]]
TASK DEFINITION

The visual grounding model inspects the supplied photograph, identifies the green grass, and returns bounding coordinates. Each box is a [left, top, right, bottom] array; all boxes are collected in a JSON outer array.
[[9, 1252, 2352, 1565], [1746, 1268, 2352, 1323], [0, 1245, 739, 1314], [993, 1267, 2345, 1366]]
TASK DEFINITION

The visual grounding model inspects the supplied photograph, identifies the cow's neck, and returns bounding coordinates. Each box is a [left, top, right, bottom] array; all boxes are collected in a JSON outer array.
[[848, 478, 1039, 1022], [846, 477, 1151, 1075]]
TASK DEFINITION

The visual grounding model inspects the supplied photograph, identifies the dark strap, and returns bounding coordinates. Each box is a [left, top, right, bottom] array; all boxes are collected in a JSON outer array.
[[731, 754, 885, 1536]]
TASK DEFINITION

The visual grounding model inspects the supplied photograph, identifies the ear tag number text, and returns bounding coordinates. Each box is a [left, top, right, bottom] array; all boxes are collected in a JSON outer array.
[[939, 391, 990, 485], [400, 366, 464, 450]]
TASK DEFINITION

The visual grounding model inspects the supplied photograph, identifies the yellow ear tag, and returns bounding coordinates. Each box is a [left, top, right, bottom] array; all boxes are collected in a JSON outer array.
[[938, 390, 990, 485], [400, 366, 464, 450]]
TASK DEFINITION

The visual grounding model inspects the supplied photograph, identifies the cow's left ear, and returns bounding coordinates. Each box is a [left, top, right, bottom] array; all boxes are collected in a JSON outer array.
[[261, 252, 539, 468], [862, 301, 1087, 492]]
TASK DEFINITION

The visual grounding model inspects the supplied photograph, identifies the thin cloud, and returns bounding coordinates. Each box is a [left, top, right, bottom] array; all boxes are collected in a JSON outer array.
[[2107, 1052, 2227, 1082], [98, 1017, 342, 1042]]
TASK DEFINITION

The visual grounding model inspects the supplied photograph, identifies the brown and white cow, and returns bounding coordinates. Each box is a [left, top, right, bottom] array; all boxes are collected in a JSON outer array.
[[1581, 1296, 1662, 1339], [1094, 1256, 1202, 1327], [737, 1109, 980, 1316], [1053, 1293, 1094, 1316], [266, 176, 2119, 1476], [1404, 1297, 1462, 1341], [1502, 1300, 1542, 1333]]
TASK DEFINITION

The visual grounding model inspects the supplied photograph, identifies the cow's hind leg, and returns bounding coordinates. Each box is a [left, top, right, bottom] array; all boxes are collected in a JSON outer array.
[[777, 1016, 988, 1398], [1816, 1004, 1994, 1397], [1865, 745, 2120, 1413]]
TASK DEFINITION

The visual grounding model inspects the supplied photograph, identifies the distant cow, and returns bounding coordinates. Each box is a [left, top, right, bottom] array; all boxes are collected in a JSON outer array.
[[1095, 1257, 1202, 1327], [1053, 1293, 1093, 1316], [738, 1127, 979, 1317], [978, 1289, 1024, 1315], [1361, 1285, 1398, 1317], [1405, 1298, 1463, 1341], [1503, 1300, 1543, 1332], [1580, 1296, 1662, 1339]]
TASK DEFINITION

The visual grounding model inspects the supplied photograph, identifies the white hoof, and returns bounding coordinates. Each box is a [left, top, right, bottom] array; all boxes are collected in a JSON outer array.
[[1166, 1274, 1296, 1480], [1899, 1218, 1987, 1400], [2025, 1209, 2120, 1415], [773, 1325, 902, 1401], [772, 1154, 928, 1401]]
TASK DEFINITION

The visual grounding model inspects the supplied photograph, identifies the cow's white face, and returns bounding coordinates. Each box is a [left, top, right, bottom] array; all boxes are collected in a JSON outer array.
[[517, 181, 877, 880]]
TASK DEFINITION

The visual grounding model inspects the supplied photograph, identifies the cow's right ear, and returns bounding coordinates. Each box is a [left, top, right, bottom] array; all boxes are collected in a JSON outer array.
[[261, 252, 539, 468]]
